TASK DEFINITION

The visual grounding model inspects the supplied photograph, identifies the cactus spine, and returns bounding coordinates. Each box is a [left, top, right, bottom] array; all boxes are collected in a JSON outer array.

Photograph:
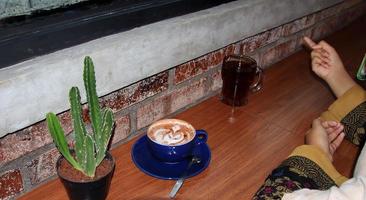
[[46, 56, 114, 178]]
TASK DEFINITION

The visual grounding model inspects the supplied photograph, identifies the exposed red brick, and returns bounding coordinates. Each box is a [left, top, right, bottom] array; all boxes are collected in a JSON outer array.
[[311, 22, 327, 41], [260, 40, 297, 67], [136, 95, 171, 129], [174, 58, 207, 84], [207, 51, 222, 67], [207, 44, 237, 67], [343, 0, 364, 9], [260, 47, 276, 68], [314, 0, 365, 23], [223, 44, 237, 57], [58, 111, 74, 134], [174, 44, 237, 84], [79, 105, 91, 124], [194, 57, 209, 73], [100, 71, 168, 112], [0, 169, 23, 199], [0, 123, 51, 166], [282, 14, 316, 36], [314, 1, 366, 33], [0, 111, 75, 166], [315, 3, 344, 21], [240, 27, 282, 54], [174, 62, 192, 84], [111, 115, 131, 145], [311, 14, 342, 41], [211, 70, 222, 92], [330, 3, 366, 33], [342, 5, 366, 25], [295, 28, 314, 49], [171, 78, 208, 113], [25, 148, 60, 185]]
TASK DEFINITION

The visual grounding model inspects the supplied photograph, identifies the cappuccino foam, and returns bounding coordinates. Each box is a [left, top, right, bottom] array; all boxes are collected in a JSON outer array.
[[148, 119, 195, 146]]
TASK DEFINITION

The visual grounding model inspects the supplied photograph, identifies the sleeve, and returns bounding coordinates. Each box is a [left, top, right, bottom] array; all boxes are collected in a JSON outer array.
[[253, 85, 366, 200], [287, 145, 347, 186], [252, 145, 346, 200], [353, 142, 366, 177], [283, 140, 366, 200], [321, 85, 366, 145], [282, 177, 366, 200]]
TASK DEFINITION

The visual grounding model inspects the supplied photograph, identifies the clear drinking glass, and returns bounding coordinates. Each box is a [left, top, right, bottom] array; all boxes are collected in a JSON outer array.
[[221, 55, 263, 121]]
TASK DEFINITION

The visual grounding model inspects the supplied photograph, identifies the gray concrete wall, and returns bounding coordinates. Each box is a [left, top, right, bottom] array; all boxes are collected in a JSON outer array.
[[0, 0, 342, 137]]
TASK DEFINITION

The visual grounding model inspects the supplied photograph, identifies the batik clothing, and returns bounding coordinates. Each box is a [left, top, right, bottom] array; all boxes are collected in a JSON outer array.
[[283, 141, 366, 199], [253, 85, 366, 200], [321, 85, 366, 146]]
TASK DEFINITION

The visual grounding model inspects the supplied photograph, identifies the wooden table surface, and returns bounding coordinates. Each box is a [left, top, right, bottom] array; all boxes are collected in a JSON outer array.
[[20, 16, 366, 200]]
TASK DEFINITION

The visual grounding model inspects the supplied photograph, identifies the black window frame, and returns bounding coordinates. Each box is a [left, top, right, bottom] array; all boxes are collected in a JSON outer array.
[[0, 0, 235, 69]]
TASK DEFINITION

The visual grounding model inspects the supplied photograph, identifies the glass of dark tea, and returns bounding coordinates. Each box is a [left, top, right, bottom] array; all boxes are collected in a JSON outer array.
[[221, 54, 263, 107]]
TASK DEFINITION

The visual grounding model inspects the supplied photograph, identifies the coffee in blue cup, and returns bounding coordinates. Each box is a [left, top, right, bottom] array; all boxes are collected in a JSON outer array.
[[147, 119, 207, 163]]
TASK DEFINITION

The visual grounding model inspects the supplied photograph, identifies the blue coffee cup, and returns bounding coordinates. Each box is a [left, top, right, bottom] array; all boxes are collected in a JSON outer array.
[[147, 119, 208, 163]]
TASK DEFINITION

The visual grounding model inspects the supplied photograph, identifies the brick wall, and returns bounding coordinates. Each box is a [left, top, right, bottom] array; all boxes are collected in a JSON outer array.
[[1, 1, 365, 199]]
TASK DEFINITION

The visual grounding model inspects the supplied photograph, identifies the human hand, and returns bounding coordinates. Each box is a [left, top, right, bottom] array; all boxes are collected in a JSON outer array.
[[321, 120, 345, 156], [305, 118, 345, 162], [303, 37, 345, 82], [303, 37, 356, 98]]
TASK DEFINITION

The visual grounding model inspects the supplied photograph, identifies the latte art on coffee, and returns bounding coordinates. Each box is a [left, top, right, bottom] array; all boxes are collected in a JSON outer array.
[[148, 119, 195, 146], [153, 125, 189, 145]]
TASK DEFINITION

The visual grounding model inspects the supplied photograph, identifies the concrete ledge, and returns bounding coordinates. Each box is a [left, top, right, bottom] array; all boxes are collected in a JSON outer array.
[[0, 0, 342, 137]]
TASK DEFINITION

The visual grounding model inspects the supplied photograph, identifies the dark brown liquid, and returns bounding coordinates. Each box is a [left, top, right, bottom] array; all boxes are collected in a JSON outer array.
[[221, 60, 256, 106]]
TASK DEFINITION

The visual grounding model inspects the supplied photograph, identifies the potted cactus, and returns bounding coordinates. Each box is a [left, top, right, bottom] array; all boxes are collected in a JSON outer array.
[[46, 56, 115, 200]]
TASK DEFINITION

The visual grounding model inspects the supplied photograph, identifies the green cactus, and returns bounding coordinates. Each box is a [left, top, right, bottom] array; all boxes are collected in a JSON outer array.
[[46, 56, 114, 178]]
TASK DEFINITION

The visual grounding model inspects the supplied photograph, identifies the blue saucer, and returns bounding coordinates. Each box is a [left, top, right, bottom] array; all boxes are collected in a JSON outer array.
[[131, 135, 211, 180]]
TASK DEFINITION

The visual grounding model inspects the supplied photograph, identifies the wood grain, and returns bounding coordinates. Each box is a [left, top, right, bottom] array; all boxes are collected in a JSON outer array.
[[19, 16, 366, 200]]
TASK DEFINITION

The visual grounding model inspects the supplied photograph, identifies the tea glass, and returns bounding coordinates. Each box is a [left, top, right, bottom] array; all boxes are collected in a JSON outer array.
[[221, 54, 263, 107]]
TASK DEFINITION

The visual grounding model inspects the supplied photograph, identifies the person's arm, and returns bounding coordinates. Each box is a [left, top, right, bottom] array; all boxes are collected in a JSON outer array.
[[303, 37, 356, 98], [252, 119, 346, 200], [283, 142, 366, 200], [321, 85, 366, 145], [304, 37, 366, 145]]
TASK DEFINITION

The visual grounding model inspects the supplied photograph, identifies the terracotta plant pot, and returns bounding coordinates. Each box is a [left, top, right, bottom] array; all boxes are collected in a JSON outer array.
[[56, 152, 115, 200]]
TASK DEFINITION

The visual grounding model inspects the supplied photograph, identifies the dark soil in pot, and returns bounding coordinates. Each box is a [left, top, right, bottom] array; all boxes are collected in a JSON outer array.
[[57, 152, 115, 200]]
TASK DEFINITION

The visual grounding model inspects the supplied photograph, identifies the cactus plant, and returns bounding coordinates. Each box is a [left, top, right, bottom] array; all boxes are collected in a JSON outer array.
[[46, 56, 114, 178]]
